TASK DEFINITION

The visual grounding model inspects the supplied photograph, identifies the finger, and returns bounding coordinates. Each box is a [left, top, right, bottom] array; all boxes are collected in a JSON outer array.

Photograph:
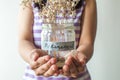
[[36, 55, 51, 66], [74, 53, 86, 73], [77, 66, 85, 73], [30, 61, 39, 69], [63, 64, 70, 76], [79, 58, 86, 66], [63, 56, 73, 77], [29, 49, 49, 70], [31, 55, 51, 69], [40, 57, 57, 70], [34, 60, 51, 76], [69, 60, 78, 78], [65, 56, 78, 77], [30, 52, 40, 69], [53, 71, 59, 76], [76, 53, 87, 66], [33, 49, 48, 56], [65, 55, 73, 66], [31, 51, 40, 61], [43, 65, 58, 77], [30, 49, 47, 61], [34, 58, 57, 76]]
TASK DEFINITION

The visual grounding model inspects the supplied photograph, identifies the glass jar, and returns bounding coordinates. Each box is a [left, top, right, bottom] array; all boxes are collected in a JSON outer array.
[[41, 23, 76, 68]]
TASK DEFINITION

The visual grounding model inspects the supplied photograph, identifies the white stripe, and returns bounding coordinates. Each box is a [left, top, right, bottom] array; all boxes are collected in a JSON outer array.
[[77, 8, 83, 17], [33, 19, 42, 27], [34, 41, 41, 46], [33, 33, 41, 38], [76, 12, 82, 18], [25, 68, 35, 75], [74, 13, 82, 23], [23, 75, 36, 80], [33, 26, 42, 30], [34, 10, 39, 16], [74, 18, 79, 23], [51, 74, 68, 78], [74, 6, 84, 23]]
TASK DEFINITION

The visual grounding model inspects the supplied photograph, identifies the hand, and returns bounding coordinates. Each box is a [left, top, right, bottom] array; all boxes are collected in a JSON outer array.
[[29, 49, 58, 77], [62, 50, 87, 78]]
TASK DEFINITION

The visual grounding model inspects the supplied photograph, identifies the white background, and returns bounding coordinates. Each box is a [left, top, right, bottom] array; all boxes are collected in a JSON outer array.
[[0, 0, 120, 80]]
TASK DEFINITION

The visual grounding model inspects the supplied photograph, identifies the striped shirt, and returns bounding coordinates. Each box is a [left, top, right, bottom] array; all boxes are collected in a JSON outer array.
[[23, 0, 91, 80]]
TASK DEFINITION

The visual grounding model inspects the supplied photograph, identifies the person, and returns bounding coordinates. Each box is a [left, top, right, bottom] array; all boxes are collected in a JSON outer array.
[[18, 0, 97, 80]]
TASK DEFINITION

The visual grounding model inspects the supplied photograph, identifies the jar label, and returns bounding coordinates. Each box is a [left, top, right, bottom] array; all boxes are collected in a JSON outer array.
[[41, 41, 75, 51]]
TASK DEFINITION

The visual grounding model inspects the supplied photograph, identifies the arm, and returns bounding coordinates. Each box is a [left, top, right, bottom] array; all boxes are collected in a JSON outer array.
[[18, 2, 58, 76], [62, 0, 97, 77], [77, 0, 97, 63], [18, 2, 36, 64]]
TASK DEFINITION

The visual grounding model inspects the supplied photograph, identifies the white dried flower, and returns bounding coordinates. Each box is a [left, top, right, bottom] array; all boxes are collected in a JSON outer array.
[[38, 0, 80, 24]]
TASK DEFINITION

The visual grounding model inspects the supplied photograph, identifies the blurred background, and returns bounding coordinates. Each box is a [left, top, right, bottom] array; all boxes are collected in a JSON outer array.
[[0, 0, 120, 80]]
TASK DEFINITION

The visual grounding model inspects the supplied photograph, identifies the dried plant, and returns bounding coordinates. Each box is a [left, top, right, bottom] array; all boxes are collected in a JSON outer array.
[[20, 0, 31, 6], [20, 0, 81, 24], [39, 0, 80, 24]]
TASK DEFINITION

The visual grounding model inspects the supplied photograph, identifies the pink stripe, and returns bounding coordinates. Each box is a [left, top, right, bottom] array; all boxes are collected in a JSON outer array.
[[33, 38, 80, 42], [76, 38, 80, 42], [24, 70, 89, 80], [34, 22, 42, 26], [75, 30, 80, 34], [34, 38, 41, 41], [33, 30, 80, 34], [34, 16, 82, 20], [33, 30, 42, 33], [25, 73, 35, 78], [85, 76, 91, 80], [34, 16, 40, 20]]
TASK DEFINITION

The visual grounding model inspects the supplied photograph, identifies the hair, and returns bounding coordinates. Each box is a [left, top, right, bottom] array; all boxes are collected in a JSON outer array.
[[34, 0, 47, 9], [75, 0, 84, 9]]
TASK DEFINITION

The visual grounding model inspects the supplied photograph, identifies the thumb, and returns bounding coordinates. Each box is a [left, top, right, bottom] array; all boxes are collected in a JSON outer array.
[[77, 53, 87, 66], [30, 49, 48, 61], [30, 49, 41, 61], [31, 49, 47, 61], [31, 52, 40, 61], [29, 50, 40, 69]]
